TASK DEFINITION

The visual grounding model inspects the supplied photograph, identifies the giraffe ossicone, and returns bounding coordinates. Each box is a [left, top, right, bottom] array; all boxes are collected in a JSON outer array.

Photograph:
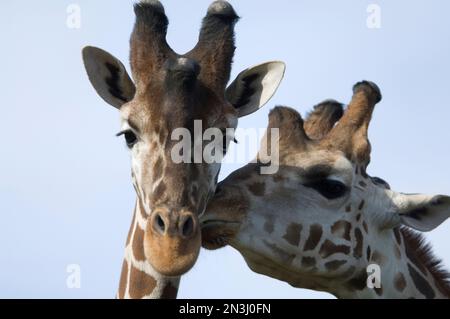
[[202, 82, 450, 299], [81, 0, 285, 298]]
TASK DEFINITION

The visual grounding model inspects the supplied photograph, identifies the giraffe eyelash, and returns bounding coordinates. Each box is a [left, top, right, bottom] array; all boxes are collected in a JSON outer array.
[[116, 130, 138, 148], [115, 130, 128, 137]]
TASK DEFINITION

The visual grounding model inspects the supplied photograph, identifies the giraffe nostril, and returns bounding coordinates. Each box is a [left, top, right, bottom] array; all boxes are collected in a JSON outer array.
[[181, 216, 194, 238], [153, 213, 166, 234]]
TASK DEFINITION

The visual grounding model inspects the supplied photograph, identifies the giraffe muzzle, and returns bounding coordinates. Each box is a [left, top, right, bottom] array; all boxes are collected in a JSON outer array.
[[144, 209, 201, 276]]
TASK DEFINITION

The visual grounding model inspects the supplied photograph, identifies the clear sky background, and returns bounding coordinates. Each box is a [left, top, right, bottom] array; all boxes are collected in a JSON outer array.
[[1, 0, 449, 298]]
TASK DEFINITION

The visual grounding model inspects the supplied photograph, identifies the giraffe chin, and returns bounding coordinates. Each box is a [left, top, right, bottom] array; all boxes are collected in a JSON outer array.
[[143, 230, 201, 276]]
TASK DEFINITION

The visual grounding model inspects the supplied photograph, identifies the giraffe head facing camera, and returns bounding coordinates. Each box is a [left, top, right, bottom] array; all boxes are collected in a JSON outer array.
[[82, 0, 285, 279]]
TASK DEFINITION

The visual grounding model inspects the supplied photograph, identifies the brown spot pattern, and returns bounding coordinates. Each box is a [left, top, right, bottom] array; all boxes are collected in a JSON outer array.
[[283, 223, 302, 246], [353, 228, 363, 259], [129, 266, 157, 299], [366, 246, 372, 261], [358, 200, 365, 210], [394, 272, 407, 292], [132, 224, 146, 262], [331, 220, 352, 241], [319, 240, 351, 258], [304, 224, 323, 251]]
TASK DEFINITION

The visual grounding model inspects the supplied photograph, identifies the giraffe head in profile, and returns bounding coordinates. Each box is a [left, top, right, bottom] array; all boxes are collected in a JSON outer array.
[[202, 81, 450, 298], [81, 0, 285, 276]]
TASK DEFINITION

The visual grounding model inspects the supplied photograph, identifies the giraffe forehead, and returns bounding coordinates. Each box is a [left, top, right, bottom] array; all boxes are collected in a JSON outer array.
[[284, 150, 354, 181], [120, 83, 236, 129]]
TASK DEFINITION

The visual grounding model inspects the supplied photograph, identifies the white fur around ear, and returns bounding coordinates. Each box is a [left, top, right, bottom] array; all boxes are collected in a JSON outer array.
[[226, 61, 286, 118], [82, 46, 136, 109], [392, 193, 450, 232]]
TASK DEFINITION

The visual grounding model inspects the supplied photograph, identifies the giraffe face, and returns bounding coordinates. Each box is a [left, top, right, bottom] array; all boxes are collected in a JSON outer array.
[[203, 149, 450, 291], [202, 86, 450, 293], [119, 93, 236, 276], [202, 151, 369, 284], [82, 1, 286, 276]]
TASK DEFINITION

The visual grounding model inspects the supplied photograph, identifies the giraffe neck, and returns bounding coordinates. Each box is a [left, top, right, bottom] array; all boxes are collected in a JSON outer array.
[[332, 227, 450, 299], [117, 198, 180, 299]]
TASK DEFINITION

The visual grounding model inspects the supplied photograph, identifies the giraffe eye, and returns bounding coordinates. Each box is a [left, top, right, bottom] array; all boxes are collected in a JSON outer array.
[[304, 179, 348, 200], [116, 130, 138, 148]]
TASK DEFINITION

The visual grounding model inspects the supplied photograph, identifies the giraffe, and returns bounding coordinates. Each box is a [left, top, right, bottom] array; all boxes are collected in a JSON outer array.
[[201, 81, 450, 298], [81, 0, 285, 298]]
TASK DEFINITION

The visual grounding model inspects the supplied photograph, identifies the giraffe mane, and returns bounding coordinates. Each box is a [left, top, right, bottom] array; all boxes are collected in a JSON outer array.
[[400, 227, 450, 297]]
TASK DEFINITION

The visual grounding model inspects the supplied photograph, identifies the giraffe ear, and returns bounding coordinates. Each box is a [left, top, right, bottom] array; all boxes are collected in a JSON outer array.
[[393, 193, 450, 232], [82, 46, 136, 109], [226, 61, 286, 117]]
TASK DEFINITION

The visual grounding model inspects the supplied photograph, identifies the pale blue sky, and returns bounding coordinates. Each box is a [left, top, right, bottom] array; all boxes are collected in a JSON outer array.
[[1, 0, 449, 298]]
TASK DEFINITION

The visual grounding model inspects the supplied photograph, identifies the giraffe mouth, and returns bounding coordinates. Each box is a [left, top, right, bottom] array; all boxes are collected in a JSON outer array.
[[200, 219, 241, 250]]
